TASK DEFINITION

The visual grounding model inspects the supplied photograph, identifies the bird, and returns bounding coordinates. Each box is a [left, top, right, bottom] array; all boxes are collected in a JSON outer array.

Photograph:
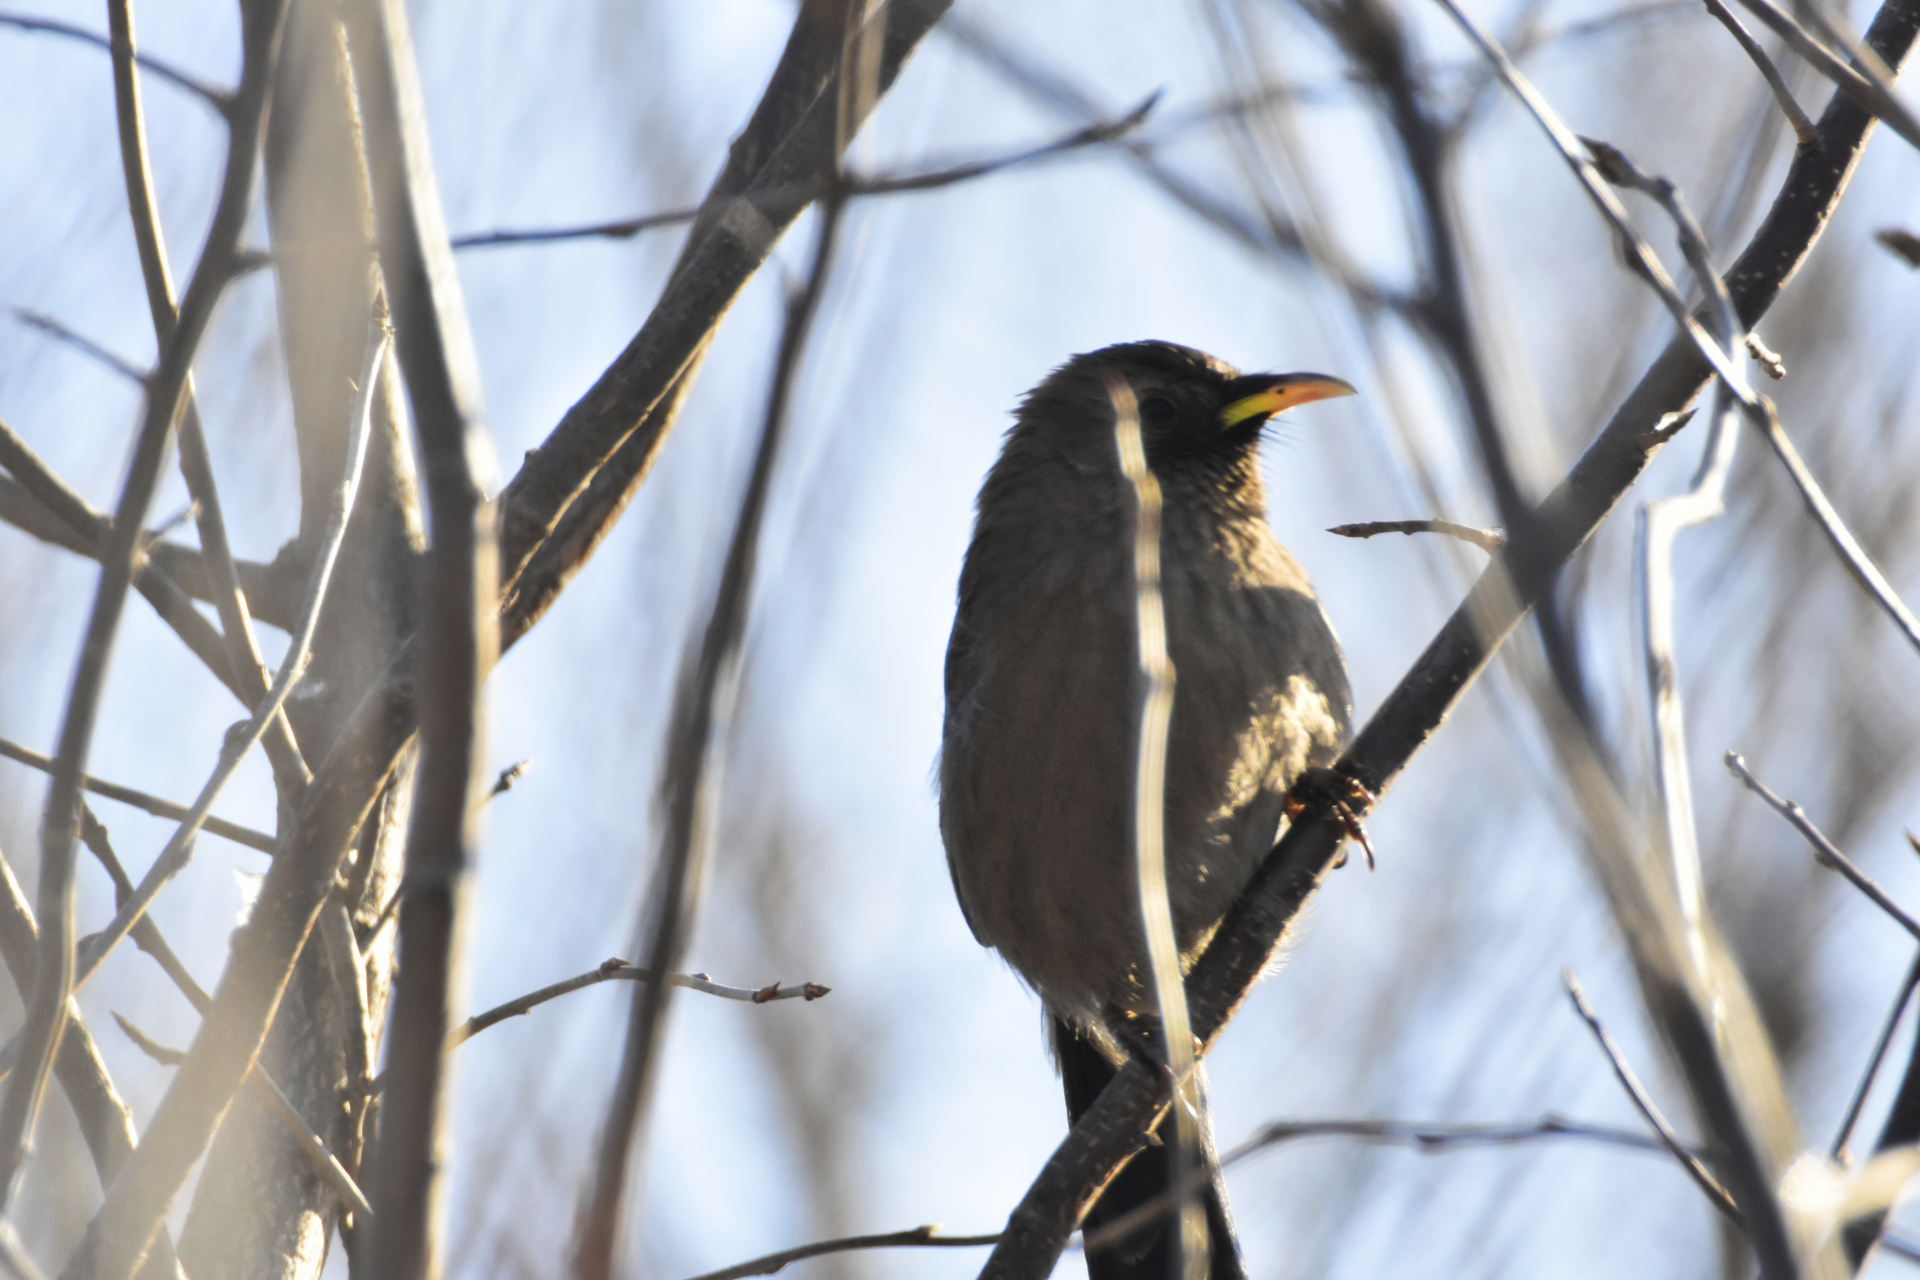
[[939, 340, 1354, 1278]]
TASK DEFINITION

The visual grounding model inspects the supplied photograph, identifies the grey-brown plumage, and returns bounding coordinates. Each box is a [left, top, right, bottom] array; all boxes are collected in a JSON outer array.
[[939, 341, 1353, 1277]]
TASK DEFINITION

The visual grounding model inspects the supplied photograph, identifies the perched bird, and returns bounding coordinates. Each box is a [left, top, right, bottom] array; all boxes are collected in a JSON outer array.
[[940, 341, 1354, 1278]]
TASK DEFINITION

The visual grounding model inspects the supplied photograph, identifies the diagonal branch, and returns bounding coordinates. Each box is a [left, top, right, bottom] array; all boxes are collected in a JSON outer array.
[[976, 0, 1920, 1268]]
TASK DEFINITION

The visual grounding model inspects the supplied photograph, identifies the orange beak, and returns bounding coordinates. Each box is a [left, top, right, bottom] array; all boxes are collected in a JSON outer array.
[[1219, 373, 1357, 429]]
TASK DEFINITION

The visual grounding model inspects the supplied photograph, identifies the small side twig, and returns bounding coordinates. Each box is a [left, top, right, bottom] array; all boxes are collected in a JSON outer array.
[[0, 737, 275, 854], [487, 759, 531, 798], [448, 96, 1154, 251], [448, 959, 829, 1049], [1700, 0, 1820, 144], [683, 1226, 1001, 1280], [1751, 401, 1920, 659], [1328, 519, 1505, 554], [1080, 1114, 1689, 1256], [1725, 752, 1920, 937], [1730, 0, 1920, 152], [1875, 227, 1920, 267], [0, 11, 229, 111], [1564, 972, 1744, 1227]]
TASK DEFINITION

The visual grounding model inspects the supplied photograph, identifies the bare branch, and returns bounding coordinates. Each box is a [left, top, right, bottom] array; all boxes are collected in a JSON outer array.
[[1328, 519, 1505, 553], [450, 96, 1154, 251], [1830, 952, 1920, 1158], [1564, 972, 1744, 1226], [493, 0, 953, 647], [1725, 753, 1920, 937], [0, 11, 228, 111], [0, 421, 288, 641], [57, 6, 952, 1278], [0, 737, 274, 854], [343, 0, 500, 1269], [1750, 400, 1920, 659], [1106, 370, 1206, 1279], [1638, 385, 1741, 981], [446, 959, 829, 1050], [1701, 0, 1820, 144], [1730, 0, 1920, 151], [77, 813, 371, 1221], [683, 1226, 1001, 1280]]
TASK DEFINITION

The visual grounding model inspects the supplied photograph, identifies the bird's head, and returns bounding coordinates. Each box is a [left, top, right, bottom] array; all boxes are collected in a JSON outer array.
[[1014, 340, 1355, 477]]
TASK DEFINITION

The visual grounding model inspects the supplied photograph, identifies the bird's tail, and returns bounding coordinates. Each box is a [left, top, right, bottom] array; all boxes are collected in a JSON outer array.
[[1054, 1017, 1246, 1280]]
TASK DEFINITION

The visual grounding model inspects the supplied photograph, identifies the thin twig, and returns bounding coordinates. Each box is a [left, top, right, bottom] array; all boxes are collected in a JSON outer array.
[[1725, 752, 1920, 937], [450, 96, 1153, 252], [1328, 519, 1505, 553], [1080, 1115, 1691, 1255], [0, 737, 275, 853], [106, 0, 311, 796], [1730, 0, 1920, 151], [576, 175, 849, 1280], [1751, 401, 1920, 659], [447, 960, 827, 1049], [0, 11, 229, 111], [0, 419, 286, 668], [683, 1226, 1001, 1280], [1831, 950, 1920, 1158], [11, 310, 145, 380], [67, 317, 389, 998], [1701, 0, 1821, 144], [1563, 973, 1745, 1226]]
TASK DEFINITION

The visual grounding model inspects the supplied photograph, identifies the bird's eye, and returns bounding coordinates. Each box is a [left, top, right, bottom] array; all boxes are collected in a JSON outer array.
[[1139, 397, 1176, 426]]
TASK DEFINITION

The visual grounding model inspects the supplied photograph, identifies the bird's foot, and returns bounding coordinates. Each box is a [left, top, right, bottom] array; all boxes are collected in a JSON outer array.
[[1284, 768, 1379, 871]]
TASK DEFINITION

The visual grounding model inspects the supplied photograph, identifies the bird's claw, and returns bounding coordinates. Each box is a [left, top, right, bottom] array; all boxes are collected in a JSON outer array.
[[1283, 768, 1379, 871]]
